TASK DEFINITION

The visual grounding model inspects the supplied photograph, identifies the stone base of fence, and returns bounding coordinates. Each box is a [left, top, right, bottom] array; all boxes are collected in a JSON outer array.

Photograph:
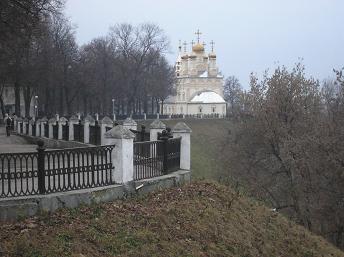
[[0, 169, 190, 221]]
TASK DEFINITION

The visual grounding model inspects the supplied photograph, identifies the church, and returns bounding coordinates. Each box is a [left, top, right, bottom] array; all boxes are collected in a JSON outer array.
[[162, 30, 226, 117]]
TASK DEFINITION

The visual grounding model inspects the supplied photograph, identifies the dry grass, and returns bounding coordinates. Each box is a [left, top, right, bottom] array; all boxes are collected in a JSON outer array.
[[139, 118, 232, 180], [0, 181, 343, 257]]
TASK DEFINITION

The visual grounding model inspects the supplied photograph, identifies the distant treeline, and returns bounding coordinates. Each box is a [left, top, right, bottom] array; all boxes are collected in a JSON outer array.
[[0, 0, 175, 117]]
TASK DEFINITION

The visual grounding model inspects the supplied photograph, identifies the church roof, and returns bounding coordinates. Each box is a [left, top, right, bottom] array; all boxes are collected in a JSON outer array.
[[190, 91, 225, 104]]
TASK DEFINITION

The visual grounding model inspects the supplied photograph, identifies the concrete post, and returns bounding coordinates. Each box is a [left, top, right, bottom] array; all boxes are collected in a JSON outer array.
[[13, 115, 18, 130], [100, 116, 114, 145], [144, 113, 147, 120], [149, 119, 166, 141], [95, 113, 99, 121], [68, 115, 79, 141], [35, 119, 41, 137], [28, 120, 33, 136], [83, 115, 95, 144], [172, 122, 192, 170], [84, 120, 90, 143], [22, 120, 27, 134], [113, 113, 116, 121], [157, 113, 160, 119], [58, 117, 68, 140], [17, 120, 22, 133], [104, 125, 135, 183], [48, 118, 56, 139], [40, 117, 47, 137], [122, 118, 137, 131]]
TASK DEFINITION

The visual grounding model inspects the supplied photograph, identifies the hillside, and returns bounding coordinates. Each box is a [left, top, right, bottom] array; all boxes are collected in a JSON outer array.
[[0, 182, 342, 257], [140, 118, 232, 180]]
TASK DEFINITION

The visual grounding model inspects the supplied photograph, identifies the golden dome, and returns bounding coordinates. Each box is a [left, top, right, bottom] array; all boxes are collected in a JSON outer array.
[[192, 43, 204, 52]]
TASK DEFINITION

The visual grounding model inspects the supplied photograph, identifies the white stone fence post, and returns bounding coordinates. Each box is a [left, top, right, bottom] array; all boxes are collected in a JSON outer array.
[[16, 118, 22, 134], [68, 115, 79, 141], [100, 116, 114, 145], [23, 118, 28, 134], [35, 119, 41, 137], [40, 117, 48, 137], [149, 119, 166, 141], [83, 115, 95, 144], [122, 118, 137, 131], [29, 119, 35, 136], [172, 122, 192, 170], [103, 125, 135, 184], [48, 117, 57, 139], [58, 117, 68, 140]]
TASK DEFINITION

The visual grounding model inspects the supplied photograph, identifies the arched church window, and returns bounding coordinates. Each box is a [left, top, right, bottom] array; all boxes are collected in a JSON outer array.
[[212, 106, 216, 113], [182, 93, 185, 101], [199, 106, 203, 113]]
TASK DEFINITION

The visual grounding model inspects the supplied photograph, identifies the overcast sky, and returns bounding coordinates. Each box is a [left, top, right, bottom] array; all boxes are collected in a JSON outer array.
[[65, 0, 344, 87]]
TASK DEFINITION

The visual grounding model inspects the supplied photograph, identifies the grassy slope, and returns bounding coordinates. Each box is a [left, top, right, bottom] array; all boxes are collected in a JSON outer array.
[[1, 182, 343, 257], [140, 119, 232, 180]]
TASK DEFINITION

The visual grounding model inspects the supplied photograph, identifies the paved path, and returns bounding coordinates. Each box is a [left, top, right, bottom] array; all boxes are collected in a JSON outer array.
[[0, 126, 37, 153]]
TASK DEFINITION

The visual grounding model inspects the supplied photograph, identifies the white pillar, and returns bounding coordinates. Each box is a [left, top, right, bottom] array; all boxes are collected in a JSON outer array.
[[157, 113, 160, 119], [113, 113, 116, 121], [35, 121, 40, 137], [104, 125, 135, 183], [48, 123, 53, 138], [40, 122, 45, 137], [144, 113, 147, 120], [83, 120, 90, 144], [100, 116, 114, 145], [123, 118, 137, 131], [28, 122, 32, 136], [17, 121, 21, 133], [58, 122, 63, 139], [23, 121, 27, 134], [68, 116, 79, 141], [149, 119, 166, 141], [172, 122, 192, 170]]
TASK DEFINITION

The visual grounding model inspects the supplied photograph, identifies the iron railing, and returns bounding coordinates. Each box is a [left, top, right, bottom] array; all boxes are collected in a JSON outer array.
[[53, 124, 58, 139], [89, 122, 101, 145], [74, 121, 84, 142], [0, 144, 115, 198], [133, 137, 181, 181], [62, 123, 69, 140], [134, 141, 163, 180]]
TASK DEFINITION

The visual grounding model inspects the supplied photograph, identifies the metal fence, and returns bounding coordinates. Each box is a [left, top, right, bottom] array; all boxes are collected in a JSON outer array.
[[62, 123, 69, 140], [89, 122, 101, 145], [133, 137, 181, 180], [74, 121, 84, 142], [0, 144, 115, 198], [53, 124, 58, 139]]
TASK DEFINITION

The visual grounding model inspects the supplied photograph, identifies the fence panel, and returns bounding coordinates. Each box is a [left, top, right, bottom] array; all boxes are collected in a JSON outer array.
[[0, 145, 115, 198], [44, 124, 49, 137], [74, 122, 84, 142], [53, 125, 58, 139], [62, 124, 69, 140], [133, 141, 163, 180], [166, 137, 181, 172], [0, 152, 39, 198], [133, 137, 181, 181], [89, 123, 101, 145], [44, 145, 114, 193]]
